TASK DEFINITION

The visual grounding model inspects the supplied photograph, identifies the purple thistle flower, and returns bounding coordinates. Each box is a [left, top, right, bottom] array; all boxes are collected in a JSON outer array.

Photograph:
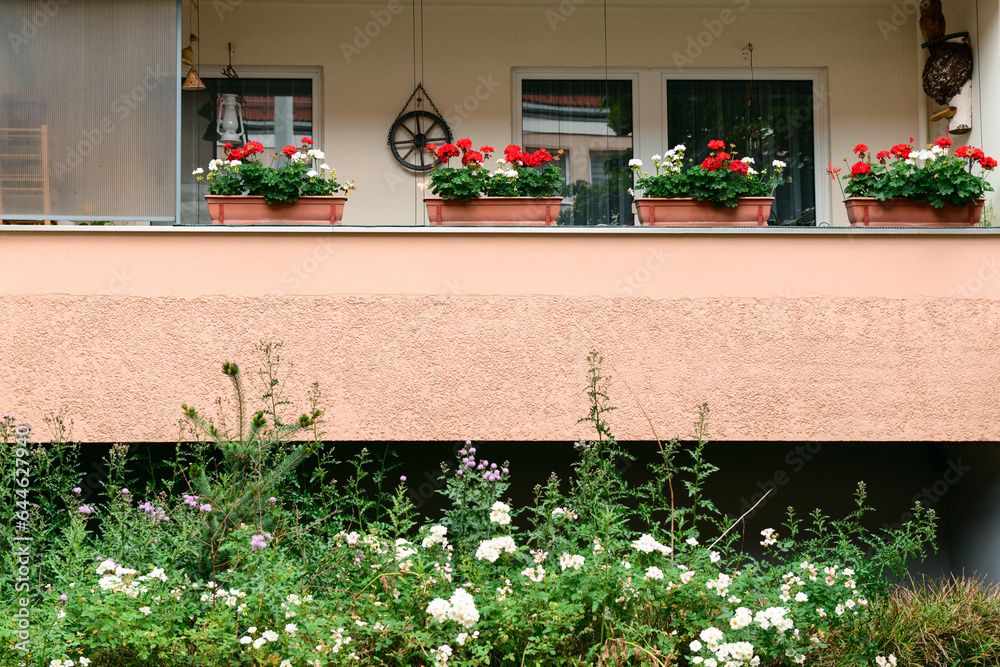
[[72, 487, 82, 495], [78, 505, 93, 515], [199, 503, 212, 512], [267, 496, 278, 504], [121, 488, 130, 495], [59, 594, 67, 602], [399, 475, 407, 482]]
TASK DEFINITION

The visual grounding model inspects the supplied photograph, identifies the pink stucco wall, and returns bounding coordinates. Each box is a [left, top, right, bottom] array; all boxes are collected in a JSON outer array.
[[2, 226, 999, 443]]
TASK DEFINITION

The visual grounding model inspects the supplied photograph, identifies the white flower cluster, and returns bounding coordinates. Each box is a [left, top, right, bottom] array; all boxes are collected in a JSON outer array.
[[456, 630, 479, 645], [875, 655, 898, 666], [431, 643, 453, 666], [475, 536, 517, 563], [706, 572, 732, 598], [426, 587, 480, 629], [690, 628, 760, 666], [489, 501, 511, 525], [491, 159, 519, 179], [728, 606, 752, 629], [631, 534, 672, 555], [551, 506, 577, 520], [754, 606, 793, 632], [395, 538, 418, 564], [422, 525, 449, 549], [521, 565, 546, 583], [239, 626, 281, 650], [760, 528, 778, 546], [95, 560, 145, 598], [559, 552, 585, 571], [644, 566, 664, 581], [49, 659, 91, 667]]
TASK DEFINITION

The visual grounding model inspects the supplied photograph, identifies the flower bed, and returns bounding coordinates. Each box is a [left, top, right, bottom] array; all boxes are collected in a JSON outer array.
[[0, 347, 936, 667]]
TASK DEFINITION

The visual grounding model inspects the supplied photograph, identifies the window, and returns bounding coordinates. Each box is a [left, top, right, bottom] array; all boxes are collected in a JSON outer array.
[[517, 77, 635, 226], [666, 79, 817, 226], [517, 69, 828, 227], [180, 68, 321, 224]]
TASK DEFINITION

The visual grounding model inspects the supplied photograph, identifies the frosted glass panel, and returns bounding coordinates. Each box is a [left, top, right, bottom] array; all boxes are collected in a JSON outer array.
[[0, 0, 177, 222]]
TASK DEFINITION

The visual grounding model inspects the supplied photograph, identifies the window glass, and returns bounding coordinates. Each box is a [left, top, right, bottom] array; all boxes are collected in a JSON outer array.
[[181, 78, 314, 224], [666, 79, 815, 226], [521, 79, 633, 226]]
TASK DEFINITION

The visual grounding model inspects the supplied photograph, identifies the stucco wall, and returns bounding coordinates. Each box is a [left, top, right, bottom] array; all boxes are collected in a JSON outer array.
[[3, 226, 999, 443], [187, 0, 930, 226]]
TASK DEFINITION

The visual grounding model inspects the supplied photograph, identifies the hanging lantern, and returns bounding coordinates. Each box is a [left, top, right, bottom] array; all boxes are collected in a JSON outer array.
[[217, 93, 246, 145]]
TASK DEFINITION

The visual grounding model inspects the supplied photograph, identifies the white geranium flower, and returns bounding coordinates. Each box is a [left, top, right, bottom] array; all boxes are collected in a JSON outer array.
[[192, 168, 204, 175], [628, 158, 643, 168], [772, 159, 786, 169], [306, 169, 318, 178]]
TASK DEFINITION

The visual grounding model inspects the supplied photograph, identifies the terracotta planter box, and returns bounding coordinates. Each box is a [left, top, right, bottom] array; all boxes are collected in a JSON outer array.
[[424, 196, 564, 226], [205, 195, 347, 225], [843, 197, 985, 227], [634, 197, 773, 226]]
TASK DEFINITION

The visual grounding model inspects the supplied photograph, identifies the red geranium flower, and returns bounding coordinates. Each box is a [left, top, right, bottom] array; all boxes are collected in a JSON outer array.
[[301, 137, 313, 145], [980, 156, 998, 170], [504, 144, 522, 163], [955, 146, 971, 158], [480, 145, 494, 155], [717, 151, 731, 161], [972, 148, 985, 161], [281, 145, 298, 158], [707, 139, 725, 150], [853, 143, 868, 155], [728, 160, 749, 176], [933, 137, 952, 149], [701, 156, 723, 172], [436, 144, 461, 161], [223, 142, 233, 151], [461, 150, 484, 166], [425, 143, 437, 154], [245, 141, 264, 155], [456, 138, 473, 151], [850, 160, 872, 177], [890, 144, 912, 159], [876, 151, 891, 160]]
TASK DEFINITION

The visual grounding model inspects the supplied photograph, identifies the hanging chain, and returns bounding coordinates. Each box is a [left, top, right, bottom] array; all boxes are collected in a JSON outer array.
[[386, 83, 446, 146]]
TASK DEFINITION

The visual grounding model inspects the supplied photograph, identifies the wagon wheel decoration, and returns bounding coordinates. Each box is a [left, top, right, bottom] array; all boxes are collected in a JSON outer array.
[[387, 84, 452, 172]]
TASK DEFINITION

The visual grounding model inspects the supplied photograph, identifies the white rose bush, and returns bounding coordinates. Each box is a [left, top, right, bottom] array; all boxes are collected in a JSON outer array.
[[0, 347, 940, 666]]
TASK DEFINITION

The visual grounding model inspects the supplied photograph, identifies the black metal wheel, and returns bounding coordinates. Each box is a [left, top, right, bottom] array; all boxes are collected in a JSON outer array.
[[389, 110, 452, 171]]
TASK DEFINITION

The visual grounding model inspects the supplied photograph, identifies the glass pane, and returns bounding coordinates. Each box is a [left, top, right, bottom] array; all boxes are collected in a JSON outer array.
[[0, 0, 177, 222], [181, 78, 313, 224], [666, 80, 815, 226], [522, 79, 633, 226]]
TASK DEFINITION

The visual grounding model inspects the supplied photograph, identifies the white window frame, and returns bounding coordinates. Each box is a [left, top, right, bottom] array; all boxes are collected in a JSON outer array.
[[514, 67, 830, 226]]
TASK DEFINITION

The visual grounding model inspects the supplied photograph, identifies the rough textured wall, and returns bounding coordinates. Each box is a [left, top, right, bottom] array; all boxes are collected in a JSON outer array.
[[2, 227, 999, 442]]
